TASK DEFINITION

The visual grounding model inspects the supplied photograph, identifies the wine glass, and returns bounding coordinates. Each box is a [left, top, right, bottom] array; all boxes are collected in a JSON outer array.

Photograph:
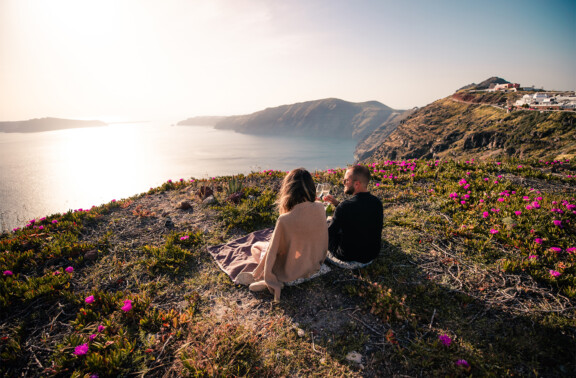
[[320, 183, 331, 202], [316, 183, 323, 201]]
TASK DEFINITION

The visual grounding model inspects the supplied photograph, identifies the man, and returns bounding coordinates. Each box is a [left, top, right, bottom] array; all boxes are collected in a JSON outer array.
[[323, 165, 383, 268]]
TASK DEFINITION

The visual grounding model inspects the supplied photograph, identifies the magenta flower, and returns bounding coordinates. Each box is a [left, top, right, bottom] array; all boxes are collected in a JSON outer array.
[[180, 235, 189, 241], [38, 226, 44, 230], [534, 238, 543, 244], [550, 247, 562, 253], [456, 359, 470, 368], [553, 220, 562, 227], [479, 199, 484, 203], [523, 196, 530, 201], [438, 334, 452, 346], [549, 270, 561, 278], [89, 334, 97, 341], [65, 266, 74, 273], [53, 270, 61, 275], [482, 212, 489, 218], [460, 201, 466, 205], [121, 299, 132, 312], [514, 211, 522, 216], [567, 247, 576, 254], [528, 255, 539, 260], [51, 220, 58, 224], [497, 198, 505, 202], [97, 325, 105, 332], [490, 229, 499, 234], [3, 270, 13, 276], [85, 295, 95, 304], [526, 205, 533, 210], [73, 343, 89, 356]]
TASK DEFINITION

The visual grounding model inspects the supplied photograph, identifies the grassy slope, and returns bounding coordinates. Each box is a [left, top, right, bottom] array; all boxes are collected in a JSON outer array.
[[370, 94, 576, 162], [1, 160, 575, 377]]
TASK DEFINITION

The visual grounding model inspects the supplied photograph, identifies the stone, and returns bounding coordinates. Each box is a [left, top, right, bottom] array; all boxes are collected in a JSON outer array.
[[84, 249, 98, 261], [202, 195, 216, 206], [177, 201, 193, 211], [346, 351, 363, 364]]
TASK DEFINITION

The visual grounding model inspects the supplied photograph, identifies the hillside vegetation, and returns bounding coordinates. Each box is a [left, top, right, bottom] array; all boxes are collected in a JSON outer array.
[[1, 159, 575, 376], [365, 93, 576, 162]]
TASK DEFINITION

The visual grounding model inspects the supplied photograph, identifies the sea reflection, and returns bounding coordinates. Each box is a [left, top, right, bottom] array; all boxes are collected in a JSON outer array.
[[0, 123, 356, 231]]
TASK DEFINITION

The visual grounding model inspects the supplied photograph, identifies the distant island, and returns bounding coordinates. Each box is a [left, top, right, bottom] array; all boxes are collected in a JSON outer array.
[[0, 117, 107, 133], [178, 98, 405, 142]]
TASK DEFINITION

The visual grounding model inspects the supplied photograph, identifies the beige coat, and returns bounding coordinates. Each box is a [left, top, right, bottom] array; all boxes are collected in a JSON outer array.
[[251, 201, 328, 300]]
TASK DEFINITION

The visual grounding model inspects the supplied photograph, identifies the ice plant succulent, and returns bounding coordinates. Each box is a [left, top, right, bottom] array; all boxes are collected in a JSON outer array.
[[438, 334, 452, 346], [121, 299, 133, 312], [85, 295, 95, 304], [73, 343, 89, 356]]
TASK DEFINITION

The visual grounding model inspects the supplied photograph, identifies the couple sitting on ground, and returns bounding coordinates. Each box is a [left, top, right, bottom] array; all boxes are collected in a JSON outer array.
[[208, 165, 383, 301]]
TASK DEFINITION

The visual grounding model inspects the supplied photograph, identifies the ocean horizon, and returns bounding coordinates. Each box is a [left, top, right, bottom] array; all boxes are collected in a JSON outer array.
[[0, 121, 357, 231]]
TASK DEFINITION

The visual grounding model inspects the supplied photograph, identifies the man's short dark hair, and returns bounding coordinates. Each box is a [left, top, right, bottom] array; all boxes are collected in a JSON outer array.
[[350, 165, 371, 185]]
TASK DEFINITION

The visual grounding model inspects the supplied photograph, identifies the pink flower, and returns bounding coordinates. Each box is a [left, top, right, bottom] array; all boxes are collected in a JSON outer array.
[[121, 299, 132, 312], [549, 270, 561, 278], [74, 343, 89, 356], [526, 205, 533, 210], [65, 266, 74, 273], [497, 198, 505, 202], [85, 295, 95, 304], [550, 247, 562, 253], [523, 196, 530, 201], [3, 270, 13, 276], [514, 211, 522, 216], [438, 334, 452, 346], [553, 220, 562, 227], [534, 238, 543, 244], [567, 247, 576, 254], [479, 199, 484, 203], [490, 229, 499, 234], [528, 255, 538, 260], [53, 270, 61, 275], [51, 220, 58, 224], [89, 334, 97, 341], [180, 235, 189, 241], [456, 359, 470, 368], [482, 211, 489, 218], [97, 325, 105, 332], [460, 201, 466, 205]]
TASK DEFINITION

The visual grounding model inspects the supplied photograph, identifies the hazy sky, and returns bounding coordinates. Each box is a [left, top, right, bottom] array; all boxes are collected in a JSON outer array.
[[1, 0, 574, 122]]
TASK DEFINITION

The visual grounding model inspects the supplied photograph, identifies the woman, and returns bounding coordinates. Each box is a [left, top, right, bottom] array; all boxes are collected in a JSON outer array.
[[236, 168, 328, 301]]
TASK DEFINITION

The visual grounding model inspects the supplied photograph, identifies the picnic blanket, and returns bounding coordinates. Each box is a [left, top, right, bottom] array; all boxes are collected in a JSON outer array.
[[207, 228, 274, 283]]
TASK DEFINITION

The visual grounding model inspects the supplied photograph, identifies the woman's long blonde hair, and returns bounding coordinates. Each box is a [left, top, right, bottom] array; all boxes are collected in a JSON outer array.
[[277, 168, 316, 214]]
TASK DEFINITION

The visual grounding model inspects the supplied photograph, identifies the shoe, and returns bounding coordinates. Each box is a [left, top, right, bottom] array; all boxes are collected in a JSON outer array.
[[235, 272, 255, 286], [249, 281, 268, 292]]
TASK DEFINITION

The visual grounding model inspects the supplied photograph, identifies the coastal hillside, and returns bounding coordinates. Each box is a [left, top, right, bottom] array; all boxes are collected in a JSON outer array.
[[1, 160, 575, 376], [0, 118, 107, 133], [188, 98, 403, 141], [361, 93, 576, 162]]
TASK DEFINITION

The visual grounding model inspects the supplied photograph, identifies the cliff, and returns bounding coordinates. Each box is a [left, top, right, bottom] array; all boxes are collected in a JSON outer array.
[[361, 94, 576, 162], [0, 118, 107, 133], [211, 98, 402, 141]]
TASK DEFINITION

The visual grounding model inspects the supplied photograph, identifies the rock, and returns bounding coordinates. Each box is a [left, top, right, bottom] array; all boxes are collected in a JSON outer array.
[[84, 249, 98, 261], [177, 201, 193, 211], [197, 186, 213, 200], [346, 351, 363, 364], [202, 195, 216, 206]]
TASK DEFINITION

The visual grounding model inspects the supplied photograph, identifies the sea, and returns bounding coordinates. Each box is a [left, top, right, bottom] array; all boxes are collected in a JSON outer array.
[[0, 122, 356, 231]]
